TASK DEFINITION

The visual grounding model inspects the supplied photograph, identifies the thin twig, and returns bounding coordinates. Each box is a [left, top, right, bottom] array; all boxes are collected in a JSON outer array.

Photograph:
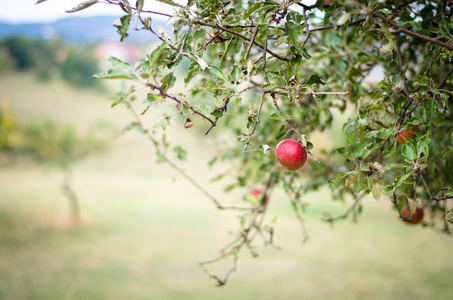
[[309, 18, 367, 33], [195, 21, 292, 62], [144, 80, 216, 126], [436, 67, 453, 89], [124, 98, 231, 210], [205, 94, 233, 135], [243, 93, 266, 153], [301, 7, 311, 48], [200, 170, 276, 285], [369, 11, 453, 51], [265, 89, 349, 95], [419, 172, 453, 201], [324, 192, 366, 224], [103, 0, 173, 18], [245, 25, 260, 60]]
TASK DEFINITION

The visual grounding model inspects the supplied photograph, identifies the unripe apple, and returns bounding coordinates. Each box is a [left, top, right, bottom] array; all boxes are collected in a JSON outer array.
[[247, 187, 268, 206], [401, 205, 424, 225], [250, 188, 263, 199], [275, 139, 307, 171], [397, 131, 414, 144]]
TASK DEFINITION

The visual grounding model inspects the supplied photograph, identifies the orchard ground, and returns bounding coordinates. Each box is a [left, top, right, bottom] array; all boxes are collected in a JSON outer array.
[[1, 72, 453, 299]]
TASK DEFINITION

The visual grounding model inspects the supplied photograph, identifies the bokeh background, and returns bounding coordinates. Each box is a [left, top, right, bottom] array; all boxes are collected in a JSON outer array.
[[1, 1, 453, 299]]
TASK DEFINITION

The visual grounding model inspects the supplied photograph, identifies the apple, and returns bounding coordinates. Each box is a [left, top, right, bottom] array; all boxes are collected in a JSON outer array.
[[275, 139, 307, 171], [247, 187, 268, 206], [401, 205, 424, 225], [323, 0, 332, 10], [397, 131, 414, 144], [250, 188, 263, 199]]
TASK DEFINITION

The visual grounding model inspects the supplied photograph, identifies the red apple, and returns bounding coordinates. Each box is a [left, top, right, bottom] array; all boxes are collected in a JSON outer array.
[[397, 131, 414, 144], [401, 205, 424, 225], [323, 0, 332, 10], [275, 139, 307, 171]]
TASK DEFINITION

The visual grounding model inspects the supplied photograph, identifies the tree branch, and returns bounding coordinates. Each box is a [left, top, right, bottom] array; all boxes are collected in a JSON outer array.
[[195, 21, 292, 62], [369, 11, 453, 51]]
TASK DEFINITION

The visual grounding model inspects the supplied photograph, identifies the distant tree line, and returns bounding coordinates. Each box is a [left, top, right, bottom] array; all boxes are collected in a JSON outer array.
[[0, 36, 100, 88]]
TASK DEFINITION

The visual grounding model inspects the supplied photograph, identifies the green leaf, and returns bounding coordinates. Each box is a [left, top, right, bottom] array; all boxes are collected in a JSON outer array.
[[269, 113, 295, 121], [239, 215, 247, 227], [337, 12, 351, 26], [66, 0, 98, 13], [379, 39, 394, 55], [371, 180, 383, 200], [173, 146, 187, 161], [352, 173, 365, 193], [108, 56, 132, 70], [402, 144, 416, 161], [114, 15, 132, 42], [156, 150, 166, 164], [394, 172, 412, 188], [329, 172, 348, 190], [36, 0, 48, 3], [193, 104, 211, 117], [285, 21, 302, 45], [93, 69, 137, 80], [382, 163, 406, 171], [212, 109, 223, 119], [148, 41, 169, 69], [382, 185, 396, 194], [156, 25, 171, 41], [442, 147, 453, 158], [304, 74, 325, 85], [161, 73, 176, 91], [136, 0, 144, 13], [301, 48, 311, 59], [156, 0, 180, 6], [451, 131, 453, 146], [416, 134, 430, 157], [143, 93, 164, 104], [229, 65, 242, 82], [209, 66, 229, 83], [209, 173, 223, 182], [185, 62, 200, 86], [275, 131, 287, 140]]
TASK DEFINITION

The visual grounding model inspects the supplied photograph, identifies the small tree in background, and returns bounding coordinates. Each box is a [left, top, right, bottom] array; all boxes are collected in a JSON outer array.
[[0, 99, 108, 225], [37, 0, 453, 284]]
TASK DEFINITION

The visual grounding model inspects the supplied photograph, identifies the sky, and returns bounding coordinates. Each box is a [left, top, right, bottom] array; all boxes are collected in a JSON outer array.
[[0, 0, 178, 24]]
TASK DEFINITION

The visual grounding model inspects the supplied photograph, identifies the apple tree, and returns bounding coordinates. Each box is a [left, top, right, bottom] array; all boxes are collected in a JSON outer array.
[[37, 0, 453, 284]]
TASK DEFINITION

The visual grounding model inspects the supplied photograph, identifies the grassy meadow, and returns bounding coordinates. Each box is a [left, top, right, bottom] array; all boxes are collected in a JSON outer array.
[[1, 72, 453, 300]]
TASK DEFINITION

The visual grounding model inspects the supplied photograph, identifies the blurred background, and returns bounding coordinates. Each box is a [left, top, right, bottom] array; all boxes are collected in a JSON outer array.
[[1, 1, 453, 299]]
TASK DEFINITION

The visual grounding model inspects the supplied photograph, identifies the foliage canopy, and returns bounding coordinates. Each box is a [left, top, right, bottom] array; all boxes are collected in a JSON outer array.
[[37, 0, 453, 284]]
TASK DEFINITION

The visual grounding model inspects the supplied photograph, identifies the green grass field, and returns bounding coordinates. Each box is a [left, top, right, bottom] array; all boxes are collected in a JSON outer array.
[[1, 73, 453, 299]]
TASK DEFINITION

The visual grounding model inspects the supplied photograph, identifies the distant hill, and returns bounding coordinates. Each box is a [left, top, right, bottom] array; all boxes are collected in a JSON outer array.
[[0, 16, 170, 44]]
